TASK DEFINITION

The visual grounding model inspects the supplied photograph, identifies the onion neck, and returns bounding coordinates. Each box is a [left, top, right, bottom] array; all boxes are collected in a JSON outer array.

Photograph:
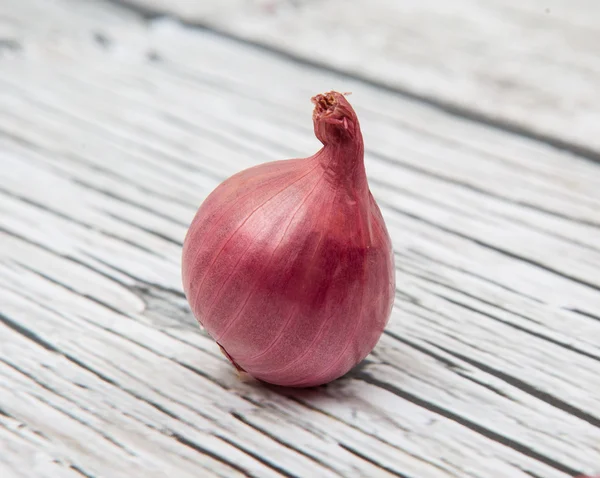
[[312, 92, 368, 195], [312, 91, 372, 245]]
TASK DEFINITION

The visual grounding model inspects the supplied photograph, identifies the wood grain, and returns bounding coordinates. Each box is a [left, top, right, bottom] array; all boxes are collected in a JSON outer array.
[[110, 0, 600, 159], [1, 0, 599, 477]]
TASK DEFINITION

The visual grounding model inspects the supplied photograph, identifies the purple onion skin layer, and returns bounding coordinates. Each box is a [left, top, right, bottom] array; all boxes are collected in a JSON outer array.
[[182, 92, 395, 387]]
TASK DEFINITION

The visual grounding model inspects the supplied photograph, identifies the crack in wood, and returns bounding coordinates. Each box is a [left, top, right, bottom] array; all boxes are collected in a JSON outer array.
[[412, 276, 600, 363], [282, 395, 451, 472], [453, 371, 514, 401], [170, 432, 255, 477], [70, 178, 192, 223], [0, 358, 99, 423], [31, 392, 136, 456], [0, 227, 136, 293], [159, 111, 293, 166], [230, 411, 339, 475], [427, 343, 600, 429], [0, 312, 61, 354], [69, 464, 96, 478], [517, 467, 549, 478], [355, 373, 583, 477], [338, 443, 412, 478], [115, 411, 241, 478], [219, 433, 300, 478], [45, 148, 197, 214], [444, 292, 600, 361], [382, 332, 462, 371], [104, 211, 183, 246], [567, 308, 600, 323], [0, 187, 165, 258], [377, 334, 518, 400], [370, 151, 600, 231], [14, 262, 135, 319], [83, 254, 186, 298], [405, 248, 545, 303], [132, 285, 198, 329], [384, 201, 600, 292]]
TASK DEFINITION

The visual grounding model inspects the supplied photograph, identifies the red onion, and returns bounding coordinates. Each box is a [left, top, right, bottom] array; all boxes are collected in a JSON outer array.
[[182, 91, 395, 387]]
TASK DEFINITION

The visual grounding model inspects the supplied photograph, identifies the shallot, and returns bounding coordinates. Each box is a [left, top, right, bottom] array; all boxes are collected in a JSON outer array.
[[182, 91, 395, 387]]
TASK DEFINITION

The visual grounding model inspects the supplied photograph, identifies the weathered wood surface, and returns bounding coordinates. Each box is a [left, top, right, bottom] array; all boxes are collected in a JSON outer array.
[[114, 0, 600, 158], [1, 0, 599, 477]]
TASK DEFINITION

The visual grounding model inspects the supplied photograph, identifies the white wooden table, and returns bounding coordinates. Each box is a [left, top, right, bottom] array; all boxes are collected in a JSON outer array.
[[1, 0, 599, 477]]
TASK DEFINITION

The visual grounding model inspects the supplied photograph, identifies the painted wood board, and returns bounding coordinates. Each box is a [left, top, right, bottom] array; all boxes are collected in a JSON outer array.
[[0, 0, 599, 477], [112, 0, 600, 158]]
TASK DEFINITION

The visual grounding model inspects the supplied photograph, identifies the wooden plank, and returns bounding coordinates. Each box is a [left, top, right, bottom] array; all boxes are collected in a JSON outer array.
[[111, 0, 600, 158], [0, 0, 599, 477]]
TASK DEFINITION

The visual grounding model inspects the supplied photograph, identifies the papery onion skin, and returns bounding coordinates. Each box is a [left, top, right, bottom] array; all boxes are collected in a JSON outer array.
[[182, 91, 395, 387]]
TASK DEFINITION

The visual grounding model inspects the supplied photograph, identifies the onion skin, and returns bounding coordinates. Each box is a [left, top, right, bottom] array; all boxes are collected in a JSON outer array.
[[182, 91, 395, 387]]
